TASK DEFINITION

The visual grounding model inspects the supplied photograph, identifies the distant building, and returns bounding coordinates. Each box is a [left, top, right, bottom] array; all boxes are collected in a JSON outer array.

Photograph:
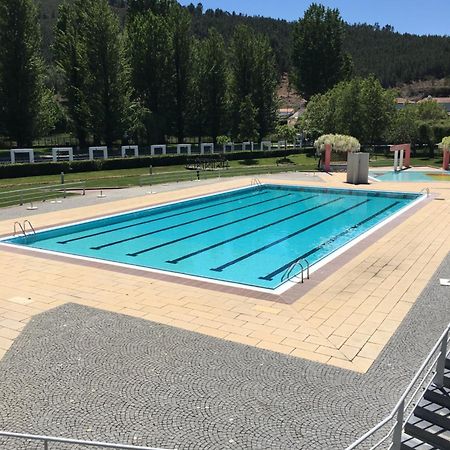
[[395, 98, 415, 109], [417, 96, 450, 114]]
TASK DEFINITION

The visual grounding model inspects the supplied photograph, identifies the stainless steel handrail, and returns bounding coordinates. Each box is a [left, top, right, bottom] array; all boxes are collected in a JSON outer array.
[[282, 257, 310, 284], [0, 430, 173, 450], [13, 221, 26, 236], [346, 322, 450, 450], [23, 220, 36, 235], [0, 181, 86, 206]]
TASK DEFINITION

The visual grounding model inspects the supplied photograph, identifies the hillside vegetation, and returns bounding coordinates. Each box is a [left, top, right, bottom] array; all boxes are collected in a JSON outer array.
[[35, 0, 450, 88]]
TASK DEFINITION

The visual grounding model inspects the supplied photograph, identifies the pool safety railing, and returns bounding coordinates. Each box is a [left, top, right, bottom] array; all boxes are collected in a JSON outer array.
[[250, 178, 262, 188], [282, 257, 310, 284], [138, 165, 312, 189], [0, 181, 86, 208], [345, 322, 450, 450], [420, 187, 430, 197], [0, 430, 173, 450], [14, 220, 36, 237]]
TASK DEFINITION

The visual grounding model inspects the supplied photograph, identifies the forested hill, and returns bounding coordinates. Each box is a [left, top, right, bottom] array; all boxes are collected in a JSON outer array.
[[36, 0, 450, 88]]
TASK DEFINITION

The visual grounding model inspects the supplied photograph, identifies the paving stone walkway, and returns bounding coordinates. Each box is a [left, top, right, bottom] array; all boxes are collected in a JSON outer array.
[[0, 254, 448, 450]]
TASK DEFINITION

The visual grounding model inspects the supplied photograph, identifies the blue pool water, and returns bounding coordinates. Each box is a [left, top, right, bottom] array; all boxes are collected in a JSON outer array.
[[371, 171, 450, 182], [4, 185, 420, 290]]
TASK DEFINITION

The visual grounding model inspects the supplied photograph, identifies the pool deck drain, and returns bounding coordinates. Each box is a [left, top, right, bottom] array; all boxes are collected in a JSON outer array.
[[0, 173, 449, 373]]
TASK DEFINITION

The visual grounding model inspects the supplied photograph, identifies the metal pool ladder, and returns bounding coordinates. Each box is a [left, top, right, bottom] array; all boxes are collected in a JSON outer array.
[[282, 257, 310, 284], [420, 187, 430, 197], [13, 220, 36, 237], [250, 178, 263, 190]]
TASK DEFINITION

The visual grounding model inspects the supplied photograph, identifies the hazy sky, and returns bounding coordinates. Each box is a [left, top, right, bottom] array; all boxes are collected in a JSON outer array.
[[178, 0, 450, 36]]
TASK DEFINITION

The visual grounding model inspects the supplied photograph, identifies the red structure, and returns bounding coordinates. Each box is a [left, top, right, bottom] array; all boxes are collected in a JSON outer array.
[[443, 148, 450, 171], [390, 144, 411, 169]]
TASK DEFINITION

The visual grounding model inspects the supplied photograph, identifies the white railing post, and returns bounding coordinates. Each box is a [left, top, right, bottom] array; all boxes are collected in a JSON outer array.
[[392, 399, 404, 450], [434, 329, 448, 388]]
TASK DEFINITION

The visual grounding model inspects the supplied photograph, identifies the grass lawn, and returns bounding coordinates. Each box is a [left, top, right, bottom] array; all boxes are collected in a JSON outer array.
[[0, 154, 319, 191], [0, 152, 445, 207]]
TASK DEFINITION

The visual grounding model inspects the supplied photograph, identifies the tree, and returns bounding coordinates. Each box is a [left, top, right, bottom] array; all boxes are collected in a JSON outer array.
[[299, 77, 395, 144], [169, 5, 193, 141], [125, 9, 173, 143], [237, 95, 259, 142], [84, 0, 130, 146], [190, 29, 229, 143], [229, 25, 278, 141], [55, 0, 129, 147], [54, 1, 91, 147], [291, 3, 351, 99], [0, 0, 54, 145]]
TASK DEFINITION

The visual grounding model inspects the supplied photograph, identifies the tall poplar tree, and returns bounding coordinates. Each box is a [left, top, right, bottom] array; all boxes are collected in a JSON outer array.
[[54, 0, 129, 147], [190, 29, 229, 143], [0, 0, 53, 146], [169, 5, 193, 142], [292, 3, 352, 99], [229, 25, 278, 141], [125, 10, 173, 143]]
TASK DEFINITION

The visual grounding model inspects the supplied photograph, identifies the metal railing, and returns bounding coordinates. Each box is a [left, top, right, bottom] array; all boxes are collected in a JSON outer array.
[[0, 430, 173, 450], [0, 181, 86, 208], [138, 164, 311, 188], [420, 187, 430, 197], [282, 257, 310, 284], [346, 322, 450, 450]]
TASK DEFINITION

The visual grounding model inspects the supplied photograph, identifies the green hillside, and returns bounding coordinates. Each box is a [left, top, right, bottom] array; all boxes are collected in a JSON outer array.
[[35, 0, 450, 87]]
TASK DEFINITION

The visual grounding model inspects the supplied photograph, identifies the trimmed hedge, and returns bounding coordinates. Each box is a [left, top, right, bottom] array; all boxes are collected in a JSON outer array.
[[0, 148, 308, 179]]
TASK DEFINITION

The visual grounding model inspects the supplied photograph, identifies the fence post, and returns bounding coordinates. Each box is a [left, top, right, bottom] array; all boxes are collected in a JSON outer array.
[[60, 172, 65, 184], [434, 329, 448, 388], [392, 399, 404, 450]]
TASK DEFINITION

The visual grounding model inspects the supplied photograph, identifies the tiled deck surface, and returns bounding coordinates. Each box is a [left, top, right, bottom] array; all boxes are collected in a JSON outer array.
[[0, 174, 449, 374]]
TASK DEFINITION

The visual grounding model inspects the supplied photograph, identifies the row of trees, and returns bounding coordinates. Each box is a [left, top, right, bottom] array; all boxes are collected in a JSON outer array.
[[0, 0, 278, 147], [184, 4, 450, 88], [299, 75, 450, 154]]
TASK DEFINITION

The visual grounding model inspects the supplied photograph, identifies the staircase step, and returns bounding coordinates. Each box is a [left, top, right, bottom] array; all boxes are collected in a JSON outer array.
[[425, 385, 450, 409], [404, 414, 450, 450], [444, 358, 450, 371], [401, 433, 439, 449], [416, 398, 450, 430]]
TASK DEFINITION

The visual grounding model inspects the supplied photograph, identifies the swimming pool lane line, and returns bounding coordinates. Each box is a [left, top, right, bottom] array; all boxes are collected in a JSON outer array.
[[57, 189, 268, 245], [127, 195, 323, 257], [211, 199, 371, 273], [259, 201, 401, 281], [90, 193, 292, 251], [163, 196, 342, 264]]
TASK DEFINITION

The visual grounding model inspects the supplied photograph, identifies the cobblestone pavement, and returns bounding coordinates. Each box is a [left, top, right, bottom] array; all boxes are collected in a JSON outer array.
[[0, 254, 448, 450]]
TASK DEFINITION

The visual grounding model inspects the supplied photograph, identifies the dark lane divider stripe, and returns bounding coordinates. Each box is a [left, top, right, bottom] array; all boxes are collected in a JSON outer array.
[[92, 193, 292, 250], [166, 196, 338, 264], [210, 199, 370, 273], [57, 190, 267, 244], [127, 195, 319, 257], [259, 201, 400, 281]]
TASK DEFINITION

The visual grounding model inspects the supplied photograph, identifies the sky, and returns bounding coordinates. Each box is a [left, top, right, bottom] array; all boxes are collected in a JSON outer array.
[[178, 0, 450, 36]]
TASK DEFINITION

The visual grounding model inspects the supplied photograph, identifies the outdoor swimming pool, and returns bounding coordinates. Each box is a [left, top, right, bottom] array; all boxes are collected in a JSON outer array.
[[371, 170, 450, 182], [2, 185, 422, 291]]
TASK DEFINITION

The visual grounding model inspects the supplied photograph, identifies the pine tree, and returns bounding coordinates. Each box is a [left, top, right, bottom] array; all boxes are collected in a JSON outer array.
[[0, 0, 54, 146]]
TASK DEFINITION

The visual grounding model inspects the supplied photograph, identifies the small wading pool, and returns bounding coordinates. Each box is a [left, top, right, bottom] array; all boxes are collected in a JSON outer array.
[[2, 185, 422, 292], [371, 171, 450, 182]]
